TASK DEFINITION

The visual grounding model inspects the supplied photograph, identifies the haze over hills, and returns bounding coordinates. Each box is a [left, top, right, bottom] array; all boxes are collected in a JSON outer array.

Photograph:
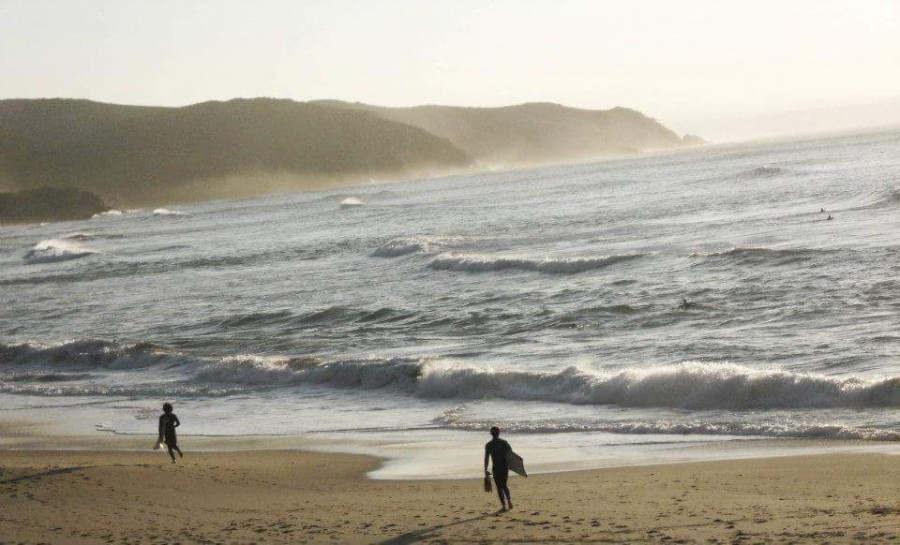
[[313, 100, 697, 167], [0, 98, 471, 207], [0, 97, 697, 212]]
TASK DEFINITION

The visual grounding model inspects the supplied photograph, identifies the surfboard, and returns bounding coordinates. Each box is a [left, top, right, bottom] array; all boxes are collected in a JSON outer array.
[[506, 450, 527, 477]]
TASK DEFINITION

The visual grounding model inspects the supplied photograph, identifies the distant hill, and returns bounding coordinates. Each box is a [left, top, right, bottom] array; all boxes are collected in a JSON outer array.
[[0, 98, 696, 209], [314, 100, 693, 167], [0, 98, 471, 206], [0, 186, 109, 225]]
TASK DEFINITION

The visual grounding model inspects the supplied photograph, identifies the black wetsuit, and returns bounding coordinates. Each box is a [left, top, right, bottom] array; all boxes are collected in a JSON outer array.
[[485, 437, 512, 507], [159, 412, 182, 461]]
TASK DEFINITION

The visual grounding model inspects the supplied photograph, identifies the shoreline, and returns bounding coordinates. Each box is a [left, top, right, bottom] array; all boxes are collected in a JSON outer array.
[[1, 449, 898, 544], [2, 412, 899, 480]]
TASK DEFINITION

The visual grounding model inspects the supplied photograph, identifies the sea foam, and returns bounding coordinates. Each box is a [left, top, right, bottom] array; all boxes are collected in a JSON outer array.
[[23, 239, 98, 264]]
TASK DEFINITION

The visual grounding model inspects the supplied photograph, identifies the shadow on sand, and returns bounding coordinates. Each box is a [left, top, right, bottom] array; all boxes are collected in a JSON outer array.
[[378, 512, 500, 545], [0, 465, 94, 485]]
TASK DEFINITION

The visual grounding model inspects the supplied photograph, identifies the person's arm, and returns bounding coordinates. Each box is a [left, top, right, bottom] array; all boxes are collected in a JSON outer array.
[[484, 444, 490, 474], [173, 415, 180, 428]]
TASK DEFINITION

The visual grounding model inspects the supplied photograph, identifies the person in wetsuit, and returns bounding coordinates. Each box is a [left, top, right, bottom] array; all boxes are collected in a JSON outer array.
[[484, 426, 513, 510], [158, 402, 183, 463]]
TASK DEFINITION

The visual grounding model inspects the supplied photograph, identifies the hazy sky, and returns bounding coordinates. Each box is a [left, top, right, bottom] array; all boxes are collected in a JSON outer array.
[[2, 0, 899, 138]]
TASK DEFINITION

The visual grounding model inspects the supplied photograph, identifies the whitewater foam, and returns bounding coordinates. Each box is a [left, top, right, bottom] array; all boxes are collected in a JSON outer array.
[[436, 415, 900, 441], [23, 239, 98, 264], [91, 209, 124, 218], [152, 208, 187, 216]]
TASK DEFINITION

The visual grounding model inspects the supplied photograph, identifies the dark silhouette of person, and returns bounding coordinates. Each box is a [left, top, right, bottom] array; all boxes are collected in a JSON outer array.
[[484, 426, 513, 510], [158, 402, 183, 463]]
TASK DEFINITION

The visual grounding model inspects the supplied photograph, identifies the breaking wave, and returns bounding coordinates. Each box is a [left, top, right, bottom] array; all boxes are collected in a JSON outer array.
[[6, 340, 899, 413], [23, 239, 98, 264], [153, 208, 187, 216], [411, 362, 900, 410], [339, 197, 364, 208], [428, 253, 644, 274], [91, 210, 123, 218]]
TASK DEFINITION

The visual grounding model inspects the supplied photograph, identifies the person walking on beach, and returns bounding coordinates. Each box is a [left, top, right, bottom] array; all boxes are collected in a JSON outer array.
[[157, 402, 183, 463], [484, 426, 513, 511]]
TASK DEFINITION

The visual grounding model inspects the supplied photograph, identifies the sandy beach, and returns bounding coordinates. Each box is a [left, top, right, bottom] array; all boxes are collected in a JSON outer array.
[[1, 449, 897, 544]]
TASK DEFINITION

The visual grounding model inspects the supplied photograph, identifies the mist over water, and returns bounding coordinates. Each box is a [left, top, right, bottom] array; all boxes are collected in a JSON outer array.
[[2, 129, 900, 454]]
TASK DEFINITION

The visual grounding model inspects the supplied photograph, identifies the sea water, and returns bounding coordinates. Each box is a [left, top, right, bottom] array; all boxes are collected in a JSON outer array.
[[2, 128, 900, 477]]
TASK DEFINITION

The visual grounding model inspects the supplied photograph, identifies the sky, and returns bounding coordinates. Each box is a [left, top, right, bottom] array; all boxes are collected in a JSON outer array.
[[2, 0, 899, 140]]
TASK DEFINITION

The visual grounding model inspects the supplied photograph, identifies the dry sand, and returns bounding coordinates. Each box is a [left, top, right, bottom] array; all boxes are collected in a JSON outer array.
[[0, 449, 898, 544]]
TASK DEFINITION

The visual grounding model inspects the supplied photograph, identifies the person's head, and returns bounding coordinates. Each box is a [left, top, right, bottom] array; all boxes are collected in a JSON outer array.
[[490, 426, 500, 438], [163, 402, 173, 413]]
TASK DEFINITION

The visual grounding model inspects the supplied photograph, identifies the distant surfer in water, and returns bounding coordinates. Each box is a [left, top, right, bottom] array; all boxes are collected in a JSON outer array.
[[484, 426, 513, 511], [157, 402, 183, 463]]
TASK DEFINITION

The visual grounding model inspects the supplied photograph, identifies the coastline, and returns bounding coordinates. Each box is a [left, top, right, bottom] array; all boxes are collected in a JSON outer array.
[[1, 448, 898, 544]]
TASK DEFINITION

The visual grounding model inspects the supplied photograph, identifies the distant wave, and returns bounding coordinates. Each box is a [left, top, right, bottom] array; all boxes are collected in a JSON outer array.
[[23, 239, 98, 264], [61, 232, 124, 241], [339, 197, 364, 208], [690, 247, 834, 266], [428, 253, 644, 274], [847, 188, 900, 210], [371, 238, 429, 258], [741, 166, 784, 179], [153, 208, 187, 216], [371, 235, 464, 258], [212, 306, 418, 330], [61, 232, 97, 241], [92, 210, 123, 218]]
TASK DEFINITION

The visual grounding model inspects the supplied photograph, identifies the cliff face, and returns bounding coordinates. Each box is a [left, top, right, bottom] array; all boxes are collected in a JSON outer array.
[[0, 98, 695, 209], [315, 101, 690, 166], [0, 186, 109, 225], [0, 99, 472, 206]]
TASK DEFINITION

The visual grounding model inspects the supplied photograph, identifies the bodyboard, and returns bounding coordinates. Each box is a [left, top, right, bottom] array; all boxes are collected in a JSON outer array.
[[506, 450, 527, 477]]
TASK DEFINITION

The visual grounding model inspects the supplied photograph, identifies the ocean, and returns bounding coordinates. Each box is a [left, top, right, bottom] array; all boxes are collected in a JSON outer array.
[[2, 128, 900, 477]]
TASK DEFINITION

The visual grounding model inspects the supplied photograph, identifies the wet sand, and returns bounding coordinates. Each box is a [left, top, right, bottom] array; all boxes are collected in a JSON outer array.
[[0, 450, 898, 544]]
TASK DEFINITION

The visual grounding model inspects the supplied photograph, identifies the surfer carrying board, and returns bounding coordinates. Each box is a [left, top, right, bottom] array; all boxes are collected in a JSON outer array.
[[157, 402, 183, 463], [484, 426, 518, 511]]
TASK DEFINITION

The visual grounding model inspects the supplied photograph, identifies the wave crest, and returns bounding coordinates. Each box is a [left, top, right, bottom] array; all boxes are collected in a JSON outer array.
[[690, 247, 832, 266], [153, 208, 187, 216], [428, 253, 644, 274], [0, 339, 174, 370], [371, 239, 429, 258], [23, 239, 98, 264]]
